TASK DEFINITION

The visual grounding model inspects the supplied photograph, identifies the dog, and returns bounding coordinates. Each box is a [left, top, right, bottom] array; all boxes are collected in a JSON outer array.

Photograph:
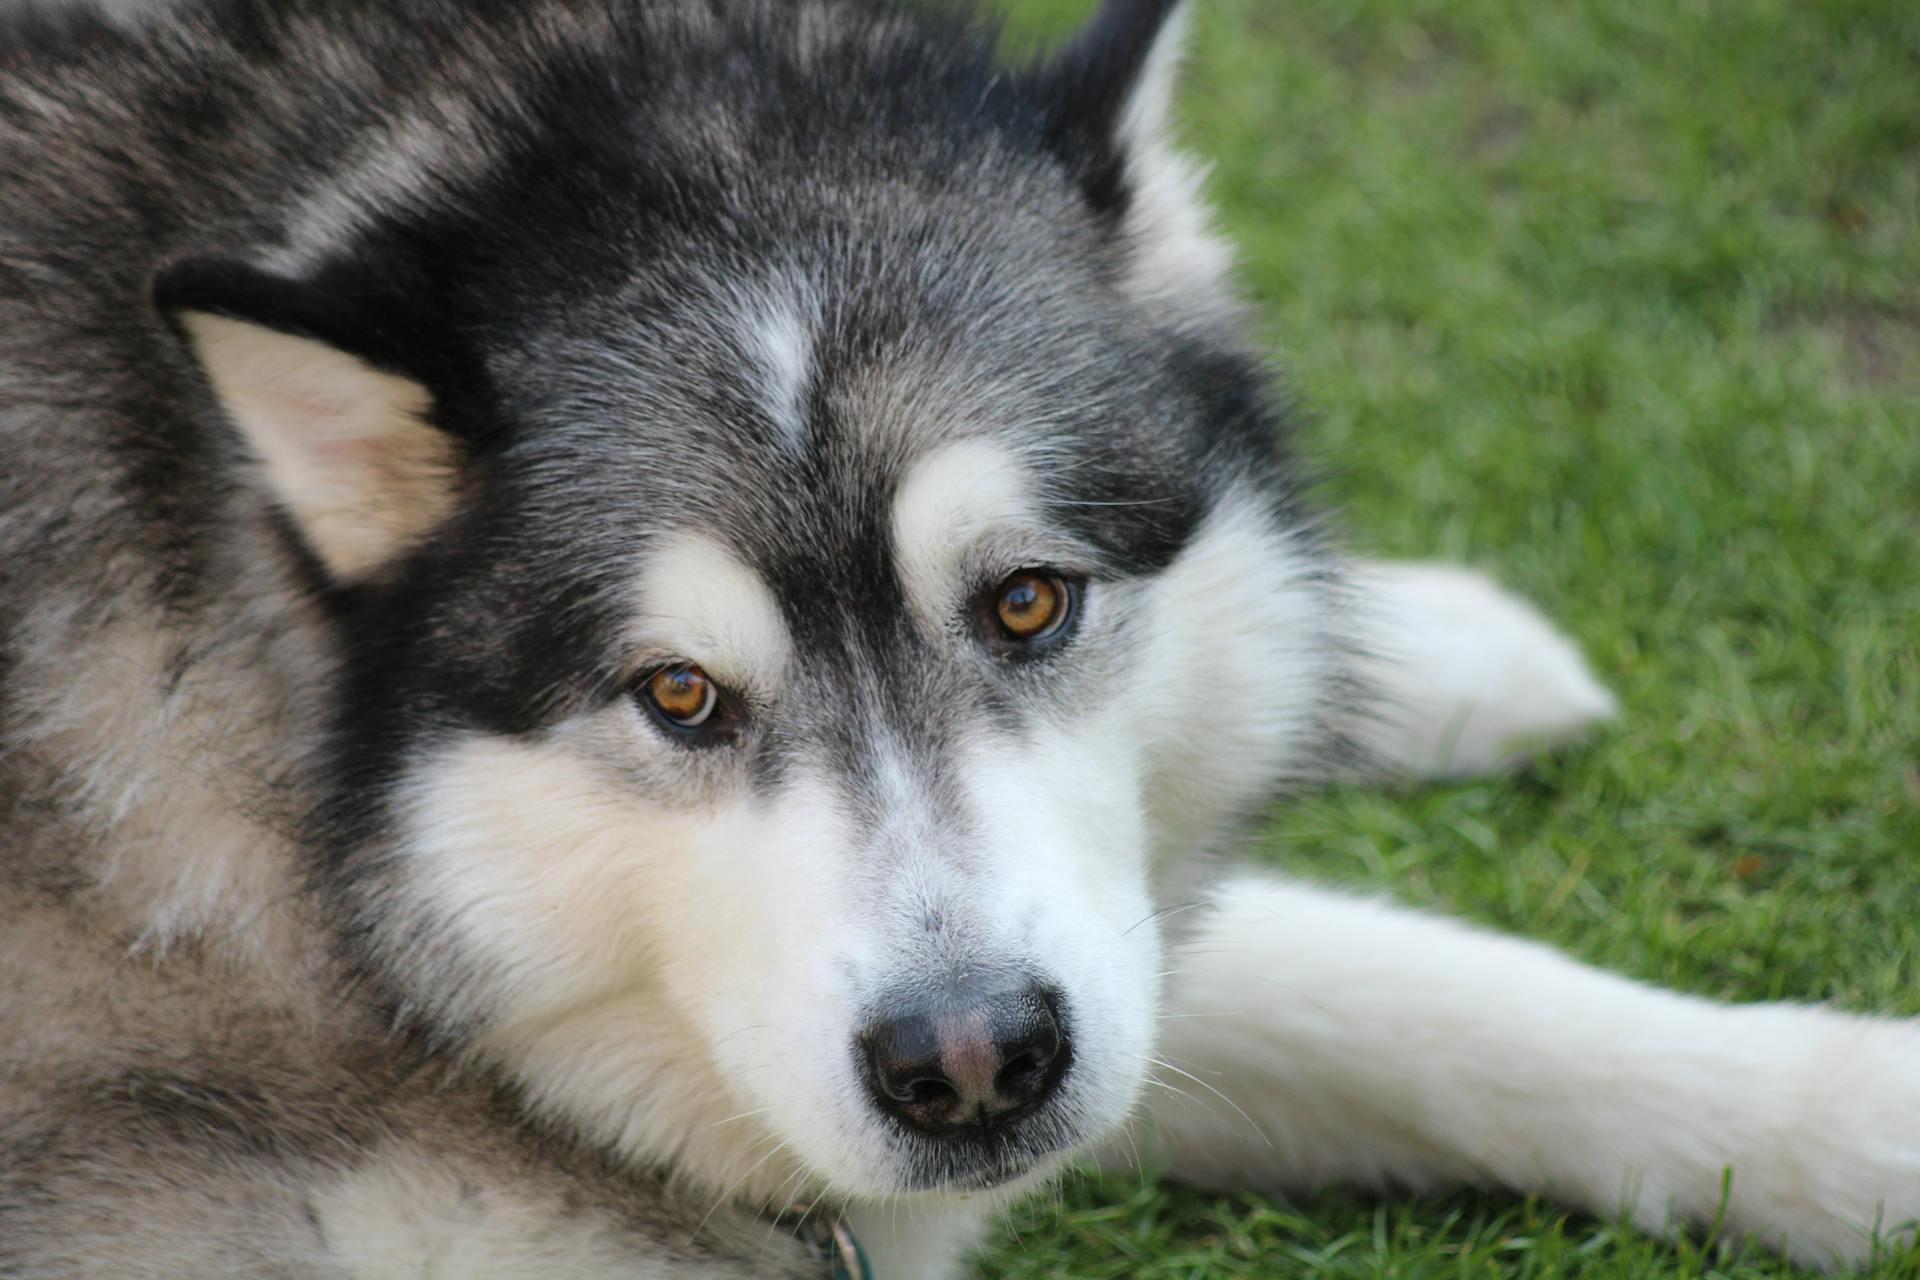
[[1, 1, 1914, 1276]]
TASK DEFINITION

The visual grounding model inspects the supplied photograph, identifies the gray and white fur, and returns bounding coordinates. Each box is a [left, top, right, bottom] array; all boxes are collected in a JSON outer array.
[[1, 1, 1914, 1276]]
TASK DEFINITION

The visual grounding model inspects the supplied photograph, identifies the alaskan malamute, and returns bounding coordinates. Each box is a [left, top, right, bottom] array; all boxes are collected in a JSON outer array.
[[1, 0, 1913, 1275]]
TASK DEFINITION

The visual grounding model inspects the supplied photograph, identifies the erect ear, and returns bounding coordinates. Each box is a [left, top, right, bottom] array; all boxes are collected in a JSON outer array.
[[1043, 0, 1190, 173], [155, 260, 463, 584], [1037, 0, 1234, 323]]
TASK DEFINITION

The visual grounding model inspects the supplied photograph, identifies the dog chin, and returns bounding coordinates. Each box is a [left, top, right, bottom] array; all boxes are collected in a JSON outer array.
[[859, 1121, 1088, 1201], [882, 1147, 1075, 1205]]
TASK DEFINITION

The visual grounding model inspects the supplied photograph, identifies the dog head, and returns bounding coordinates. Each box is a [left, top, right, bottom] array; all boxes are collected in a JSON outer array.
[[157, 0, 1345, 1210]]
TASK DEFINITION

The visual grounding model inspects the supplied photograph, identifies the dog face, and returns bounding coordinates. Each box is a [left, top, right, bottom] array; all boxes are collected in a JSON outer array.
[[161, 0, 1346, 1207]]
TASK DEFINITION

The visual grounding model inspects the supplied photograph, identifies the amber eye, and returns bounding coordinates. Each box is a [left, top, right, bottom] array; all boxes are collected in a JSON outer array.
[[643, 663, 718, 728], [994, 571, 1073, 643]]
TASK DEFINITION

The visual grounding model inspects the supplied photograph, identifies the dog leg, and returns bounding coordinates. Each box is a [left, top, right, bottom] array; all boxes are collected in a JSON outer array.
[[1349, 562, 1618, 779], [1122, 875, 1920, 1268]]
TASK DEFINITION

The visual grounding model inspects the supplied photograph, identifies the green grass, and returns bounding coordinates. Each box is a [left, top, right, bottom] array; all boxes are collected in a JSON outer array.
[[977, 0, 1920, 1276]]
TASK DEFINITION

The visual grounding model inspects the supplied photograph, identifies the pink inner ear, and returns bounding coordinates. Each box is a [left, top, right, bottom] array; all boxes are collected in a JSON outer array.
[[180, 308, 455, 580], [284, 389, 360, 422], [311, 437, 390, 463]]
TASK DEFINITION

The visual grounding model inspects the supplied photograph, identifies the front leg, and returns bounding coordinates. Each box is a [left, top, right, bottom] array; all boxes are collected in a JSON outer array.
[[1125, 875, 1920, 1267]]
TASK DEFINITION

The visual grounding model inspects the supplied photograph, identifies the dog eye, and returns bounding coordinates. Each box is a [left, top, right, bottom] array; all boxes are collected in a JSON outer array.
[[990, 571, 1076, 645], [641, 663, 719, 729]]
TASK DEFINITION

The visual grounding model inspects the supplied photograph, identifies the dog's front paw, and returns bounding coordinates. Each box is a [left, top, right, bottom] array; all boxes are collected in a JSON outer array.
[[1726, 1009, 1920, 1267], [1350, 561, 1617, 779]]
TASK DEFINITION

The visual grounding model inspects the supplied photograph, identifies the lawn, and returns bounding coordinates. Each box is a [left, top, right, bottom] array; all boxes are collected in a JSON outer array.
[[977, 0, 1920, 1276]]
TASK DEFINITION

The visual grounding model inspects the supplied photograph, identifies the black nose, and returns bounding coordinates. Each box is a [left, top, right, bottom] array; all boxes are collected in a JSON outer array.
[[858, 981, 1070, 1136]]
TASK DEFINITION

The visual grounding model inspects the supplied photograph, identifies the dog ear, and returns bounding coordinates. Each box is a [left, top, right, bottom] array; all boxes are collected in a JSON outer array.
[[1038, 0, 1235, 323], [1042, 0, 1190, 183], [154, 259, 463, 584]]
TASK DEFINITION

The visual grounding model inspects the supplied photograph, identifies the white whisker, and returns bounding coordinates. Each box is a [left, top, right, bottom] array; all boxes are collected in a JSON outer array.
[[1144, 1054, 1271, 1149], [709, 1105, 773, 1128], [689, 1137, 791, 1245]]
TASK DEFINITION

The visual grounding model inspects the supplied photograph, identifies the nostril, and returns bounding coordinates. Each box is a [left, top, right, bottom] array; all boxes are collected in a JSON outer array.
[[905, 1076, 954, 1107], [990, 992, 1065, 1104], [994, 1048, 1043, 1094], [862, 1013, 962, 1126]]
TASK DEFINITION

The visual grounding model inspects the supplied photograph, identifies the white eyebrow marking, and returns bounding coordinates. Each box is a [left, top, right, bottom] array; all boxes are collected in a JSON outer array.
[[889, 438, 1031, 617], [632, 532, 791, 693]]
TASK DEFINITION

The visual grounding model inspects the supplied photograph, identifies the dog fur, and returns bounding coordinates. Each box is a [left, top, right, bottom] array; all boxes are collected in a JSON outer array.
[[1, 1, 1914, 1276]]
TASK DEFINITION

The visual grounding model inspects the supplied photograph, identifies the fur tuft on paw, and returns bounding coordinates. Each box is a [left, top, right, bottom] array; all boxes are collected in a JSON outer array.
[[1351, 562, 1618, 780]]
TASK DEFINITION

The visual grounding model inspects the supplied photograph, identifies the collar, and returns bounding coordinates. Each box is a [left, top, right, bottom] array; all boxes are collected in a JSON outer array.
[[785, 1213, 874, 1280]]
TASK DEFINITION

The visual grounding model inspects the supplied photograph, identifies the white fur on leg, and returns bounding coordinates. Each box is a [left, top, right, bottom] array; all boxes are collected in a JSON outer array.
[[1350, 561, 1618, 779], [1119, 875, 1920, 1267]]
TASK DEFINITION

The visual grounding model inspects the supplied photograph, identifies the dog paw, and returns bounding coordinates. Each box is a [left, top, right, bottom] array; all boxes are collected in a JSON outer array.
[[1349, 561, 1617, 779], [1736, 1011, 1920, 1267]]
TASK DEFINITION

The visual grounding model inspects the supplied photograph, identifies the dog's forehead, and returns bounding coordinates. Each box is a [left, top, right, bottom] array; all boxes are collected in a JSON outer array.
[[622, 436, 1033, 649], [500, 232, 1214, 591], [612, 441, 1034, 709]]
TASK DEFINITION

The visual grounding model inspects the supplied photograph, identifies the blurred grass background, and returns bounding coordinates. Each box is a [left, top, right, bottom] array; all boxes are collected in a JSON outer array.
[[978, 0, 1920, 1275]]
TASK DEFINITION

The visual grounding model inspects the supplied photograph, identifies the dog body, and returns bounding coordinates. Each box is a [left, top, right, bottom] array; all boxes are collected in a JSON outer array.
[[1, 2, 1913, 1276]]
